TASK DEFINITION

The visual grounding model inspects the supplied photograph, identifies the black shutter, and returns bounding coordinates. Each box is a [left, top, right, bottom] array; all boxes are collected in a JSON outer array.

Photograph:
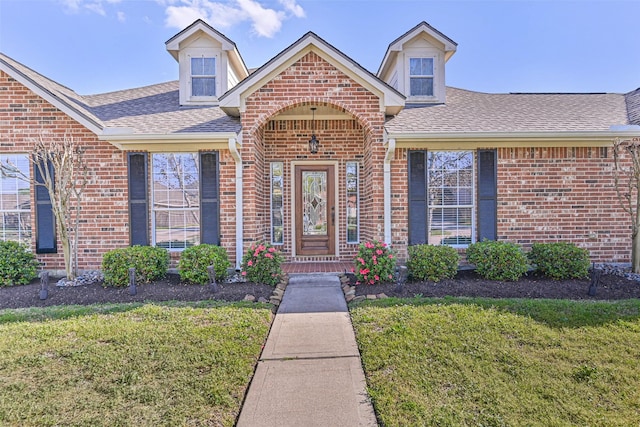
[[34, 160, 56, 253], [127, 153, 149, 246], [200, 152, 220, 245], [408, 151, 428, 245], [477, 149, 498, 241]]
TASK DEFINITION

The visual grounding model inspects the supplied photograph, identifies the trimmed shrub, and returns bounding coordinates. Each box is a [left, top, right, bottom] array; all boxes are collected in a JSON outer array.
[[528, 242, 590, 280], [0, 241, 39, 287], [102, 245, 169, 287], [178, 244, 231, 284], [407, 244, 459, 282], [353, 240, 396, 285], [466, 240, 528, 281], [241, 242, 284, 286]]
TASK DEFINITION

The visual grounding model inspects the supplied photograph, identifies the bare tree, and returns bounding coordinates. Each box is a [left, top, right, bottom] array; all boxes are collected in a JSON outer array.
[[0, 134, 90, 280], [612, 137, 640, 273]]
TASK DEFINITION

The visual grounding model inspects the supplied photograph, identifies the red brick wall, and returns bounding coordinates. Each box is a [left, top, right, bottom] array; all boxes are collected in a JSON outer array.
[[0, 71, 130, 272], [218, 149, 238, 264], [240, 51, 386, 261], [390, 148, 409, 261], [389, 146, 631, 264], [497, 146, 630, 263]]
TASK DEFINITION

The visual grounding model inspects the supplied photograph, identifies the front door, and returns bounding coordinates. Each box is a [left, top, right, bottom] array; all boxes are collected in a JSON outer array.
[[295, 165, 335, 255]]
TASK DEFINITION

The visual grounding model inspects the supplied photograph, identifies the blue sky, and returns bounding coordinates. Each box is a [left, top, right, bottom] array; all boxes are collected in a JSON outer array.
[[1, 0, 639, 95]]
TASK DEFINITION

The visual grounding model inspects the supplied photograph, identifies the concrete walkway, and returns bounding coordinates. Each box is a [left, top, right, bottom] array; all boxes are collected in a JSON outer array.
[[236, 274, 378, 427]]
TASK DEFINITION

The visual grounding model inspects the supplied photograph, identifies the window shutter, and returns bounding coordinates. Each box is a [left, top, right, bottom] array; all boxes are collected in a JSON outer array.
[[477, 149, 497, 241], [200, 152, 220, 245], [127, 153, 149, 246], [34, 159, 56, 253], [408, 151, 428, 245]]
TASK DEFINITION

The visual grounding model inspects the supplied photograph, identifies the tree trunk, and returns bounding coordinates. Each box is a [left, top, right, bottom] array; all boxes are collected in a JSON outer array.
[[634, 230, 640, 274], [56, 214, 73, 280]]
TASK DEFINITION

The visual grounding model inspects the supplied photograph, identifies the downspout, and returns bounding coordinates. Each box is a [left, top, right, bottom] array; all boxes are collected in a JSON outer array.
[[384, 138, 396, 245], [228, 137, 243, 270]]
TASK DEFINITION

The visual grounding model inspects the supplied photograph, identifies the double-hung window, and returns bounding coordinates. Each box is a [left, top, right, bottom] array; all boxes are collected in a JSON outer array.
[[152, 153, 200, 249], [409, 57, 434, 97], [191, 56, 216, 97], [0, 154, 31, 245], [427, 151, 474, 246]]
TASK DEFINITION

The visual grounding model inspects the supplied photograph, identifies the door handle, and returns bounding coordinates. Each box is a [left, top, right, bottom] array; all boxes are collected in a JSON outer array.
[[331, 206, 335, 226]]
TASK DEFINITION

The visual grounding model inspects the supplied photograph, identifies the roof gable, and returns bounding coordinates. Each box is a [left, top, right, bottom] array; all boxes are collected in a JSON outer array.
[[165, 19, 248, 80], [219, 31, 405, 116], [0, 53, 104, 134], [377, 21, 457, 78], [166, 19, 237, 58]]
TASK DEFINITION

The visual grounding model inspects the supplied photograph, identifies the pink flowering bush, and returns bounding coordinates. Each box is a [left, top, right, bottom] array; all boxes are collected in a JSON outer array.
[[352, 240, 396, 285], [241, 242, 284, 286]]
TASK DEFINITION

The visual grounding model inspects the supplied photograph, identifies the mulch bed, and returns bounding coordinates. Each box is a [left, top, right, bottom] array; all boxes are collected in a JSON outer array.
[[351, 269, 640, 300], [2, 269, 640, 311], [0, 273, 274, 310]]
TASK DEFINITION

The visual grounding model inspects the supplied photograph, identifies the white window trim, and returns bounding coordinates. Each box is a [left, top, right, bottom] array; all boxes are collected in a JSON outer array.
[[0, 153, 31, 246], [179, 48, 221, 105], [189, 54, 219, 101], [427, 150, 475, 248], [408, 57, 435, 98], [151, 153, 200, 251], [402, 47, 444, 103]]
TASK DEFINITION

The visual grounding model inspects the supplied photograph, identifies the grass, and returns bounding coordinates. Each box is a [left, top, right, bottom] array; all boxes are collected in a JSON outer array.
[[0, 301, 273, 426], [351, 297, 640, 426]]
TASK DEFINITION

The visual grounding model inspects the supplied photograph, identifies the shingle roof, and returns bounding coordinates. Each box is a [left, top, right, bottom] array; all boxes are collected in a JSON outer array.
[[0, 53, 104, 131], [385, 87, 631, 134], [84, 82, 240, 134], [626, 88, 640, 126], [2, 51, 636, 139]]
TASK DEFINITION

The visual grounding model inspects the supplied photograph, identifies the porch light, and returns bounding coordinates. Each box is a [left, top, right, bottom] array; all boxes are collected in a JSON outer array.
[[309, 107, 319, 154]]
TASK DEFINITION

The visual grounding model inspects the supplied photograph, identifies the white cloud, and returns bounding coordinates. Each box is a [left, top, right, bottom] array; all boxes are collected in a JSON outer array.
[[59, 0, 122, 17], [164, 0, 305, 38], [117, 11, 126, 22], [237, 0, 284, 37], [279, 0, 304, 18], [85, 2, 106, 16], [60, 0, 82, 13]]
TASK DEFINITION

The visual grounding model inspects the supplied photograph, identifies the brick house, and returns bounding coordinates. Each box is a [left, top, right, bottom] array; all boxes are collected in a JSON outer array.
[[1, 20, 639, 273]]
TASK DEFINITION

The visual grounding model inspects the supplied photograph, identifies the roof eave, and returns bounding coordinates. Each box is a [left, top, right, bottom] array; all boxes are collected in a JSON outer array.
[[98, 130, 241, 151], [386, 129, 640, 148], [0, 55, 104, 135]]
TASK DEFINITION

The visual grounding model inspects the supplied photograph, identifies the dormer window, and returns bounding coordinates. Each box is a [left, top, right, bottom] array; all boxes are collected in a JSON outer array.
[[409, 57, 434, 97], [191, 56, 216, 97], [177, 48, 220, 105], [166, 20, 249, 106]]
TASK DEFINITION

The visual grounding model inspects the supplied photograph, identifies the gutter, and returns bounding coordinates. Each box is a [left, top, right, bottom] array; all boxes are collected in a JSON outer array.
[[228, 137, 243, 270], [383, 138, 395, 246], [386, 129, 640, 146]]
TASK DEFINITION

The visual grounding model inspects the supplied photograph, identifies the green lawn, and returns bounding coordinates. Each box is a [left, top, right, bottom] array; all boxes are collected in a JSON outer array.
[[0, 301, 272, 426], [351, 297, 640, 426]]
